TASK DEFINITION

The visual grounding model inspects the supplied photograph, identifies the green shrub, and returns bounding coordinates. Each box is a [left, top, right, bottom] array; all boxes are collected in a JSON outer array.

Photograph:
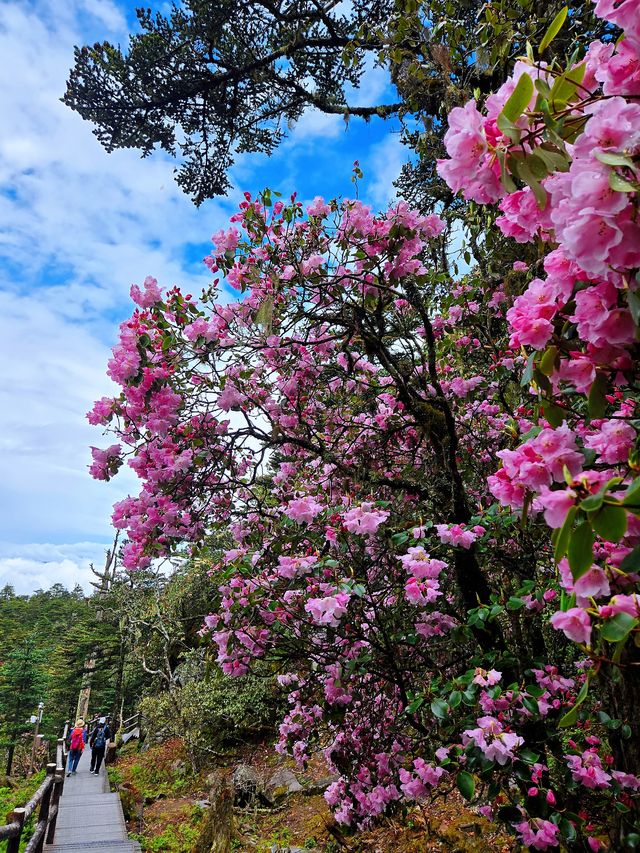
[[140, 665, 280, 767]]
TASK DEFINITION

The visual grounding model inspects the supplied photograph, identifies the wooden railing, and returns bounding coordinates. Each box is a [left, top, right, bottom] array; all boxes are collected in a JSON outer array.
[[120, 712, 142, 743], [0, 731, 68, 853]]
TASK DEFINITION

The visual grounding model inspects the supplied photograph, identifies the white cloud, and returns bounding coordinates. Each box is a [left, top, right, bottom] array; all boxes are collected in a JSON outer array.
[[0, 541, 115, 595], [0, 0, 231, 592], [288, 108, 343, 142], [366, 133, 410, 208], [345, 56, 396, 109]]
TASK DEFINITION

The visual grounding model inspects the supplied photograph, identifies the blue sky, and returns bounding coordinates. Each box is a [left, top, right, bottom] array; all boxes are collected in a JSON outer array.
[[0, 0, 410, 594]]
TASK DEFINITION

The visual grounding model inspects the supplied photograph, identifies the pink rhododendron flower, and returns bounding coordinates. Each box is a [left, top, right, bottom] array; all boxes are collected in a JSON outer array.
[[537, 486, 576, 528], [212, 226, 240, 254], [584, 419, 636, 463], [130, 275, 162, 308], [404, 576, 442, 606], [342, 503, 389, 536], [305, 592, 351, 627], [89, 444, 122, 481], [573, 566, 610, 605], [514, 818, 560, 851], [593, 0, 640, 47], [553, 357, 596, 394], [307, 196, 331, 217], [276, 555, 317, 580], [434, 523, 479, 548], [86, 396, 114, 425], [611, 770, 640, 790], [462, 716, 524, 765], [598, 593, 640, 618], [497, 187, 552, 243], [472, 668, 502, 686], [550, 608, 592, 645], [284, 496, 324, 524], [597, 39, 640, 96], [565, 750, 611, 789], [217, 382, 247, 411], [398, 547, 447, 579], [436, 100, 503, 204]]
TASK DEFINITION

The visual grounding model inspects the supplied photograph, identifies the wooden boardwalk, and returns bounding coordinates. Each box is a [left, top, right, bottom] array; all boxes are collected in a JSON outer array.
[[45, 748, 140, 853]]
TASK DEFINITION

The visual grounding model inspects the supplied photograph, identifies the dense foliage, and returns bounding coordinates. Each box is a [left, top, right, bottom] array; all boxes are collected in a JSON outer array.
[[0, 584, 108, 775], [85, 0, 640, 850]]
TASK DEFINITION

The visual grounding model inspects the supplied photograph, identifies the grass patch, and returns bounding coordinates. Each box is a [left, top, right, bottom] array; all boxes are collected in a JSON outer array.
[[0, 770, 46, 851]]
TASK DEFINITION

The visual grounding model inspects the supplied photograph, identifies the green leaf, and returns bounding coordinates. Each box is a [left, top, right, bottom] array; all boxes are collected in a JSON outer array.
[[539, 346, 558, 376], [405, 696, 424, 714], [587, 372, 608, 419], [622, 477, 640, 508], [521, 352, 536, 387], [456, 771, 475, 801], [430, 698, 449, 719], [627, 290, 640, 325], [518, 158, 547, 208], [535, 143, 570, 172], [601, 613, 638, 643], [558, 817, 577, 842], [539, 6, 568, 52], [507, 596, 526, 611], [620, 544, 640, 573], [554, 505, 578, 562], [580, 477, 622, 512], [534, 78, 551, 98], [501, 72, 534, 123], [568, 521, 594, 579], [254, 296, 274, 330], [391, 531, 410, 545], [559, 677, 590, 728], [519, 748, 540, 765], [549, 63, 586, 109], [522, 695, 539, 715], [609, 171, 638, 193], [496, 112, 521, 143], [527, 152, 550, 181], [591, 504, 628, 542], [580, 491, 605, 512], [542, 400, 564, 428], [497, 149, 518, 192], [595, 151, 635, 168], [449, 690, 462, 708]]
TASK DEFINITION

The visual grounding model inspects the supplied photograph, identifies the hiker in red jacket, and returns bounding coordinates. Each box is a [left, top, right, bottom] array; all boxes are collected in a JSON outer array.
[[66, 718, 85, 776]]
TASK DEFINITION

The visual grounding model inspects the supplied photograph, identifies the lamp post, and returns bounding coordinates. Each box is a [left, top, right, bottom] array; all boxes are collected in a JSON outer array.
[[28, 701, 44, 776]]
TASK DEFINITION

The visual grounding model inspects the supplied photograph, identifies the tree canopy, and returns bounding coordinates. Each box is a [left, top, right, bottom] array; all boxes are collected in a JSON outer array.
[[63, 0, 399, 204], [63, 0, 602, 206]]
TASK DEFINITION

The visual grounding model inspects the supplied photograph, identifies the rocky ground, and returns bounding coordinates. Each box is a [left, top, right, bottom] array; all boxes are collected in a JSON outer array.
[[109, 738, 515, 852]]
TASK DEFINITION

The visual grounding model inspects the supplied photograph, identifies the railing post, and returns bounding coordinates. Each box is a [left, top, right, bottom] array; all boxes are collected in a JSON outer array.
[[56, 737, 67, 792], [33, 764, 56, 853], [46, 768, 64, 845], [6, 807, 25, 853]]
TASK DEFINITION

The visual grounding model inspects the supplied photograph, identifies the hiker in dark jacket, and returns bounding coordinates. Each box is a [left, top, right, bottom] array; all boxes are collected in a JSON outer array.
[[89, 717, 111, 774]]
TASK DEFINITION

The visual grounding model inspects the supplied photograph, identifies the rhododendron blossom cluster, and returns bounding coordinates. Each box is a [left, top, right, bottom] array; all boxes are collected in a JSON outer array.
[[88, 1, 640, 847]]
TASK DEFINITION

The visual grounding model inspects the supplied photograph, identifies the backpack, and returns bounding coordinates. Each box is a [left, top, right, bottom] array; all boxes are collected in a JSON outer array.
[[94, 727, 106, 749], [70, 728, 84, 750]]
